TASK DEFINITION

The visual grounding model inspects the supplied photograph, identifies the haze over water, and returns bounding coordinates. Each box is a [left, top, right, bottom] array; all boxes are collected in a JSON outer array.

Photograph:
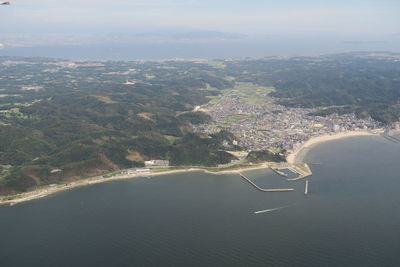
[[1, 36, 400, 61], [1, 135, 400, 267], [2, 0, 400, 60]]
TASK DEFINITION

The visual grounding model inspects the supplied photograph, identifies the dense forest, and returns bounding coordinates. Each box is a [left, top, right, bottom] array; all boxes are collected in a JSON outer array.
[[221, 52, 400, 123], [245, 150, 286, 163], [0, 57, 236, 194], [1, 52, 400, 194]]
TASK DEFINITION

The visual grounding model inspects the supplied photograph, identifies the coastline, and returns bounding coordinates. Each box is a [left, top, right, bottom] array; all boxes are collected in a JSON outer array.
[[0, 130, 382, 206], [0, 164, 273, 206], [286, 130, 381, 164]]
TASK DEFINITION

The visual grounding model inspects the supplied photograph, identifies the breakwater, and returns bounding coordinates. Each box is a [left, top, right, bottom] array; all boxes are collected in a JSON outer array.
[[270, 167, 288, 177], [304, 180, 309, 195], [239, 173, 294, 192], [286, 163, 312, 181], [381, 133, 400, 144]]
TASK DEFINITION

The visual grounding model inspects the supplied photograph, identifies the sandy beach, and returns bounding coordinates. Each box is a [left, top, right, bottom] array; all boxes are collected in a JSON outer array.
[[1, 130, 383, 206], [286, 130, 381, 164], [0, 163, 274, 206]]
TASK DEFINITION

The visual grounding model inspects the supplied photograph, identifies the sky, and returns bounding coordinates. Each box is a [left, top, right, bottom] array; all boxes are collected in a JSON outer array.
[[0, 0, 400, 58], [1, 0, 399, 34]]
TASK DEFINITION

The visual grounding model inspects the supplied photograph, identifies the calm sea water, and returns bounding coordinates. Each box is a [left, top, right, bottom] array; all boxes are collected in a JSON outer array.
[[1, 135, 400, 267], [1, 38, 400, 61]]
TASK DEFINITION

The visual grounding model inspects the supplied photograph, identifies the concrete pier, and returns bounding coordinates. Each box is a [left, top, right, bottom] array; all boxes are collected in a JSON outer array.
[[240, 174, 294, 192], [381, 133, 400, 143], [286, 163, 312, 181], [304, 180, 309, 195], [287, 174, 311, 181], [270, 167, 288, 177]]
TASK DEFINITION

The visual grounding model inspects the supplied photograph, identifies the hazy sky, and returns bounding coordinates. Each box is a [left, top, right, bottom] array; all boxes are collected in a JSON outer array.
[[1, 0, 400, 59], [1, 0, 399, 34]]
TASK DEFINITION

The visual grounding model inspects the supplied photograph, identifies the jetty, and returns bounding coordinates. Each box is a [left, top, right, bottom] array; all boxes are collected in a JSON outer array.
[[270, 167, 288, 177], [239, 173, 294, 192], [286, 163, 312, 181], [381, 133, 400, 144], [304, 180, 309, 195]]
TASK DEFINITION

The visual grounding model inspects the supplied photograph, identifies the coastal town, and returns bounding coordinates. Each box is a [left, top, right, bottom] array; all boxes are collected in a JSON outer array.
[[1, 57, 400, 206], [193, 83, 383, 153]]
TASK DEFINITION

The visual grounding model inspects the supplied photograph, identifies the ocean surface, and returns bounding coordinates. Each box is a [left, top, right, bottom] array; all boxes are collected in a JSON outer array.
[[1, 38, 400, 61], [1, 135, 400, 267]]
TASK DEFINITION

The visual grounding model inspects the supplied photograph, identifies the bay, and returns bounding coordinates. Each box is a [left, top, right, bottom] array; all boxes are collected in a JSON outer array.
[[1, 135, 400, 267]]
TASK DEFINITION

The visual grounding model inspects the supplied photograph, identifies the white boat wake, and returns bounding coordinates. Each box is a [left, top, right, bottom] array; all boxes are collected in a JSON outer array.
[[254, 206, 289, 214]]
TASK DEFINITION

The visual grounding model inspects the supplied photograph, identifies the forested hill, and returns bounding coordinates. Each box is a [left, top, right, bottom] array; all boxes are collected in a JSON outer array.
[[0, 57, 236, 194], [222, 52, 400, 123], [1, 52, 400, 194]]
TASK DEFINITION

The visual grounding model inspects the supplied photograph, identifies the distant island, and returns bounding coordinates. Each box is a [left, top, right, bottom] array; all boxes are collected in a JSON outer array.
[[1, 52, 400, 199]]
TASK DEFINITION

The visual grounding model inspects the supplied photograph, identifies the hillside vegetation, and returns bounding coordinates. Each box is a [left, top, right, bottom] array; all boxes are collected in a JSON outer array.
[[1, 52, 400, 194], [0, 58, 236, 194], [222, 52, 400, 123]]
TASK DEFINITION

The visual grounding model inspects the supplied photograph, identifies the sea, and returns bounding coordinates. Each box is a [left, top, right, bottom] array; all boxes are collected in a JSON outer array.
[[1, 135, 400, 267], [1, 37, 400, 61]]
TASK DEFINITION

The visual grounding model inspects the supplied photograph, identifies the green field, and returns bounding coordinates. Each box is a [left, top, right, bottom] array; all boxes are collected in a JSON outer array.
[[222, 114, 252, 123], [203, 82, 274, 109], [231, 82, 274, 103], [205, 60, 226, 69]]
